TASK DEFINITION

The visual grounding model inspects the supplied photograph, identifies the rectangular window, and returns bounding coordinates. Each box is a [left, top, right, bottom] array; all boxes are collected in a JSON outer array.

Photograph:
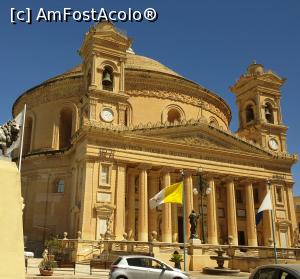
[[253, 188, 259, 204], [100, 165, 110, 185], [235, 189, 243, 204], [296, 205, 300, 212], [217, 208, 225, 218], [237, 209, 246, 217], [276, 186, 283, 203]]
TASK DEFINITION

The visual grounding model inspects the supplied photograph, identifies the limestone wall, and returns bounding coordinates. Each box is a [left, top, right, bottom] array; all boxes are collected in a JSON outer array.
[[0, 159, 25, 279]]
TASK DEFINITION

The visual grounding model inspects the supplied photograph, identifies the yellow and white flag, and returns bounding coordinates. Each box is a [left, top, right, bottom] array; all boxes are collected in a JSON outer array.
[[149, 181, 183, 209]]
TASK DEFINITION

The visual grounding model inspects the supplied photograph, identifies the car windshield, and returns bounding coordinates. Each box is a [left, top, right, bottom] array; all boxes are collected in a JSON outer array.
[[112, 257, 122, 265]]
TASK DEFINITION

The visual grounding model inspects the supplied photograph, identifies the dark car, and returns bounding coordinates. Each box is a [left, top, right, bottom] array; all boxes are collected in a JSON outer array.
[[249, 264, 300, 279]]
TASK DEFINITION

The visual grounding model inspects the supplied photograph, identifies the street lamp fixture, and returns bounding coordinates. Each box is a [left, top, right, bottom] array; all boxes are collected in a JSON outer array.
[[193, 167, 211, 243]]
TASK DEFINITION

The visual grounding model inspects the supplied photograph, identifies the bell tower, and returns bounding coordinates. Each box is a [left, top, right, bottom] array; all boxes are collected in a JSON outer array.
[[79, 22, 132, 126], [230, 61, 288, 153]]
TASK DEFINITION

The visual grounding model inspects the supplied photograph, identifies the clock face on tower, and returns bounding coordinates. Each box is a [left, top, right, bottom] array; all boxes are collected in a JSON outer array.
[[268, 138, 279, 151], [100, 108, 114, 122]]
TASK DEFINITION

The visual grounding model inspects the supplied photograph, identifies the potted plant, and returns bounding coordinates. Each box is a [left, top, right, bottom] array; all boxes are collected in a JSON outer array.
[[45, 235, 63, 260], [38, 248, 57, 276], [170, 250, 183, 269]]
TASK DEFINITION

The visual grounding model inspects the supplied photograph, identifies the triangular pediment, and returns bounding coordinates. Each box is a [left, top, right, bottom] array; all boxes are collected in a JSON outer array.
[[130, 120, 270, 155]]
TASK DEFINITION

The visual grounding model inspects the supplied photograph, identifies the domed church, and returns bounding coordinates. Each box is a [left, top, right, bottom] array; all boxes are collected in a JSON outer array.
[[14, 22, 298, 257]]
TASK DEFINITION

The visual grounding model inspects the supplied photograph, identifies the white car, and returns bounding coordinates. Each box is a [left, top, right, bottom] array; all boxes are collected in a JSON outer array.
[[109, 255, 190, 279], [24, 251, 34, 258]]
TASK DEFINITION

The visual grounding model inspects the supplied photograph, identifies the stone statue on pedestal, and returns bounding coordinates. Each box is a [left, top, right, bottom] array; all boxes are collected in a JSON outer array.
[[189, 210, 199, 239], [0, 120, 20, 156]]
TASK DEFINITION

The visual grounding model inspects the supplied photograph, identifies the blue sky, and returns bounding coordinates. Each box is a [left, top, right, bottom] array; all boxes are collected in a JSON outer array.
[[0, 1, 299, 193]]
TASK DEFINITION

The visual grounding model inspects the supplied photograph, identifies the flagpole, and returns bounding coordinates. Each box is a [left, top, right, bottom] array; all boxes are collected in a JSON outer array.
[[18, 104, 27, 173], [181, 169, 186, 271], [268, 180, 278, 264]]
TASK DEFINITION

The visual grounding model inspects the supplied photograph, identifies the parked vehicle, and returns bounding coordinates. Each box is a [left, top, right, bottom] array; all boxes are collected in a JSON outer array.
[[249, 264, 300, 279], [109, 255, 190, 279]]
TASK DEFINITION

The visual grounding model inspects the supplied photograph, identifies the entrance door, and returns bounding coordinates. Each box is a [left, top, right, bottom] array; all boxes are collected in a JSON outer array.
[[238, 231, 246, 245], [178, 216, 183, 243]]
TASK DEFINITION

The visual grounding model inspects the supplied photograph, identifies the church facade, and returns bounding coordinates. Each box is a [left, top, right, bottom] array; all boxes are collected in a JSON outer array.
[[14, 22, 298, 250]]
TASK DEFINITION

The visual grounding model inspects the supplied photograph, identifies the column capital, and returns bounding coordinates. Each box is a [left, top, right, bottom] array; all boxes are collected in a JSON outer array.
[[137, 163, 152, 171], [160, 166, 174, 174], [181, 169, 194, 177], [116, 162, 127, 170], [239, 178, 255, 185], [202, 173, 215, 181], [127, 168, 139, 175], [222, 176, 236, 184], [285, 182, 295, 188], [148, 170, 161, 177]]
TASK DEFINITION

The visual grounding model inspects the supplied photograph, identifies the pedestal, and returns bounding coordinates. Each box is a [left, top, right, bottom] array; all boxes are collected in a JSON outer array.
[[189, 238, 202, 245], [0, 159, 25, 279]]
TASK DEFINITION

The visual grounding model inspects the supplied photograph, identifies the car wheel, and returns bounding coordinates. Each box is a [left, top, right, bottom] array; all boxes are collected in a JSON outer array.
[[117, 276, 128, 279]]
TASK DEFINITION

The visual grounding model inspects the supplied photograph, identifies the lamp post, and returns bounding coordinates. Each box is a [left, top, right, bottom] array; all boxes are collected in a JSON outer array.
[[193, 168, 211, 243]]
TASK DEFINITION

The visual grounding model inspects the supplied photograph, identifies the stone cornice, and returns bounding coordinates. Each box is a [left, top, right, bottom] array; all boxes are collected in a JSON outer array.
[[125, 71, 231, 124], [78, 118, 298, 163], [13, 76, 83, 115]]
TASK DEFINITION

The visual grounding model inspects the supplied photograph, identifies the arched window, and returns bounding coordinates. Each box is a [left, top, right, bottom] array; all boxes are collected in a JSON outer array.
[[209, 117, 219, 127], [167, 109, 181, 123], [24, 117, 33, 154], [124, 108, 128, 126], [102, 66, 113, 91], [59, 107, 72, 149], [245, 104, 255, 123], [265, 102, 274, 124]]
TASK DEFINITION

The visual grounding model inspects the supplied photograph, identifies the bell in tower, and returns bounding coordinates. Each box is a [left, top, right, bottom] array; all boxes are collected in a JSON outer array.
[[102, 71, 112, 86], [264, 103, 274, 124], [102, 67, 113, 91]]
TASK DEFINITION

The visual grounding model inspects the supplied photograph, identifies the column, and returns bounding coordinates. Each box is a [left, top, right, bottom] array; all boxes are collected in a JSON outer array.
[[172, 204, 178, 242], [91, 53, 97, 87], [184, 174, 193, 240], [207, 177, 218, 244], [162, 172, 172, 242], [262, 183, 273, 245], [148, 172, 159, 237], [226, 179, 238, 245], [114, 164, 126, 239], [120, 59, 125, 92], [127, 170, 136, 240], [138, 168, 148, 241], [245, 182, 258, 246], [193, 187, 200, 238]]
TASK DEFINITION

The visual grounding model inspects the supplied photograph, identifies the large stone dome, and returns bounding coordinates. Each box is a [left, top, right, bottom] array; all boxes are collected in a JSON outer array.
[[13, 51, 231, 128], [40, 52, 182, 85]]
